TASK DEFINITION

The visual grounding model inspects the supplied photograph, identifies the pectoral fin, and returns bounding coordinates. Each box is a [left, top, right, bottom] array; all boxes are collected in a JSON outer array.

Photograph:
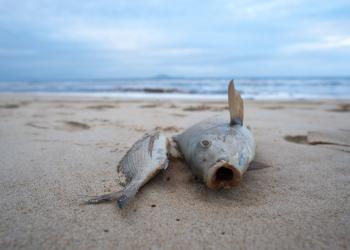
[[248, 161, 272, 171], [228, 80, 244, 126]]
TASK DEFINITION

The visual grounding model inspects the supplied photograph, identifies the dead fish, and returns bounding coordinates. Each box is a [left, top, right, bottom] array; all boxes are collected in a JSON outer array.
[[173, 80, 255, 188], [87, 80, 268, 208], [87, 131, 169, 208]]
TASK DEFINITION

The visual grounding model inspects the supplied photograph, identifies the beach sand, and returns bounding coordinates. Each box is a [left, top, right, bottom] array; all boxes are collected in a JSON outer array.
[[0, 95, 349, 249]]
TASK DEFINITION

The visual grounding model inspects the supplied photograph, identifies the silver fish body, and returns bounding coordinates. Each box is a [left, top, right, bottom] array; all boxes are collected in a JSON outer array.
[[175, 115, 255, 189], [87, 131, 169, 208]]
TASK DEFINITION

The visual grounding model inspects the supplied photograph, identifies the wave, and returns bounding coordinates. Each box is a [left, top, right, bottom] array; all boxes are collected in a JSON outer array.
[[0, 77, 349, 99]]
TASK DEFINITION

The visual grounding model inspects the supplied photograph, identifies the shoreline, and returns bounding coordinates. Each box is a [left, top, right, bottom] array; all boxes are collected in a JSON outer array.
[[1, 92, 350, 102]]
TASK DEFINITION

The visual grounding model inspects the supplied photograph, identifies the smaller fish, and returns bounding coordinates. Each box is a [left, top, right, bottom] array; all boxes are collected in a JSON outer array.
[[87, 131, 169, 208]]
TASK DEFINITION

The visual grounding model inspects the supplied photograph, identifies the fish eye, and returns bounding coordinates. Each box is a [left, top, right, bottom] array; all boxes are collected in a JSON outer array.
[[200, 139, 211, 148]]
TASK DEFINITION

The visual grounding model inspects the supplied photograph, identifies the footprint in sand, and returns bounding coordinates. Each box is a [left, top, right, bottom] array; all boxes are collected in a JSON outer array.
[[263, 106, 285, 110], [168, 104, 179, 109], [284, 135, 309, 144], [0, 101, 29, 109], [139, 104, 161, 108], [86, 104, 117, 110], [183, 104, 212, 111], [27, 120, 91, 131], [328, 103, 350, 112], [59, 121, 91, 131], [26, 122, 49, 130], [0, 104, 21, 109], [285, 130, 350, 153], [171, 113, 187, 117], [183, 105, 227, 112]]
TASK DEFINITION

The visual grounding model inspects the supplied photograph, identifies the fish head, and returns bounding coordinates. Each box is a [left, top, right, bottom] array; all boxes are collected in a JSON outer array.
[[185, 125, 255, 189], [174, 81, 255, 189]]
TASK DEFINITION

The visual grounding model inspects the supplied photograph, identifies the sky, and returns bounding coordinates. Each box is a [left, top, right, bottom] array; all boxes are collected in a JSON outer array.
[[0, 0, 349, 80]]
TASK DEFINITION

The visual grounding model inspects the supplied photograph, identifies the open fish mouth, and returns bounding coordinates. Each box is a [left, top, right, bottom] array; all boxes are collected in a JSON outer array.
[[206, 160, 242, 189]]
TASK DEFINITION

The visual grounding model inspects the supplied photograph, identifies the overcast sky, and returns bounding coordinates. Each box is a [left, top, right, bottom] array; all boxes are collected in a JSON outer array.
[[0, 0, 349, 80]]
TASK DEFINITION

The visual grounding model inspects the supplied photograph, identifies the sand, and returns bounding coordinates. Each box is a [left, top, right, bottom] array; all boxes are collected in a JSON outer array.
[[0, 95, 349, 250]]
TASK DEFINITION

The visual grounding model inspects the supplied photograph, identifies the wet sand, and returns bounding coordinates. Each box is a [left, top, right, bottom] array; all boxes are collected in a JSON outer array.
[[0, 95, 349, 249]]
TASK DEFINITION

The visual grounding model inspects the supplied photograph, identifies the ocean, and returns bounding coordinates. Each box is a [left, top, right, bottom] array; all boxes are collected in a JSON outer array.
[[0, 77, 349, 100]]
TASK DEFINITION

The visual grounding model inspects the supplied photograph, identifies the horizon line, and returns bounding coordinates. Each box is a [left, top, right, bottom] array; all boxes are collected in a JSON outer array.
[[1, 75, 350, 82]]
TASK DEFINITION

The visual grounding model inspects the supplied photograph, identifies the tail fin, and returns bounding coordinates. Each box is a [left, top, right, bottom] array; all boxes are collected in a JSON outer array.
[[86, 190, 124, 204], [228, 80, 244, 126], [85, 182, 139, 209], [116, 185, 139, 208]]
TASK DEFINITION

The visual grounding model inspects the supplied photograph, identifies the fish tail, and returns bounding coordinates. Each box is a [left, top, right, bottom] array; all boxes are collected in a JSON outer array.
[[116, 186, 138, 209], [86, 180, 141, 208], [86, 190, 124, 204], [116, 194, 131, 208]]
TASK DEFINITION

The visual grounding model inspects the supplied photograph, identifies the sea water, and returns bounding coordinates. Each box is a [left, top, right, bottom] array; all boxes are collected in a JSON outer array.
[[0, 77, 349, 100]]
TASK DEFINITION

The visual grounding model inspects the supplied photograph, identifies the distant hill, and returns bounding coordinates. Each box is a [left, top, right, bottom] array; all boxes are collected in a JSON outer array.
[[149, 74, 184, 80]]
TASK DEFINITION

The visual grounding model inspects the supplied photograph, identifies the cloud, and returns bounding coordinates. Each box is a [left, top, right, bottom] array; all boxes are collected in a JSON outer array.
[[284, 36, 350, 53], [225, 0, 301, 19], [50, 22, 166, 51], [281, 22, 350, 54], [1, 0, 350, 78]]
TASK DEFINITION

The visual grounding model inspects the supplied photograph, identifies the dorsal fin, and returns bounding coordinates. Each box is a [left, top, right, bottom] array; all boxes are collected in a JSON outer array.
[[228, 80, 244, 126]]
